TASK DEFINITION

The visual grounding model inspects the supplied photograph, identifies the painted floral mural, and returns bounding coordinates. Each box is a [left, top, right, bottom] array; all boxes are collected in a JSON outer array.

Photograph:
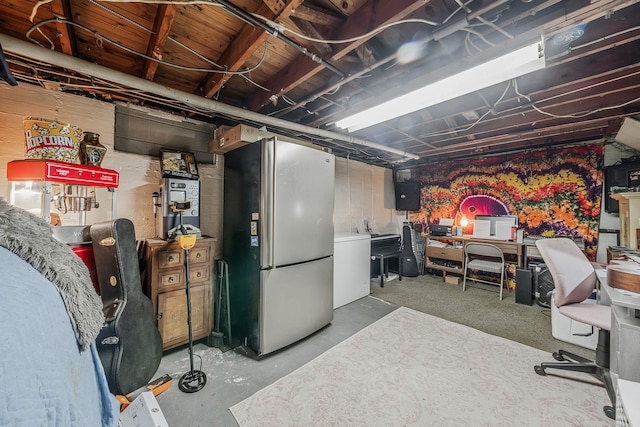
[[408, 143, 604, 284]]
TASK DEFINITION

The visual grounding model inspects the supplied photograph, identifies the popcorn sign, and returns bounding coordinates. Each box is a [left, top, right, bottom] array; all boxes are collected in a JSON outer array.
[[23, 117, 82, 163]]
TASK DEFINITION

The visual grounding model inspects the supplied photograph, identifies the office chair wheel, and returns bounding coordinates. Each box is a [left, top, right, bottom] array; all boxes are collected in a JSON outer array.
[[604, 405, 615, 420], [552, 352, 565, 361], [534, 365, 546, 376]]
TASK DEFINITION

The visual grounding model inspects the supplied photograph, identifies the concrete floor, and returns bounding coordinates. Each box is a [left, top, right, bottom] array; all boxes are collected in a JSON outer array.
[[153, 294, 397, 427]]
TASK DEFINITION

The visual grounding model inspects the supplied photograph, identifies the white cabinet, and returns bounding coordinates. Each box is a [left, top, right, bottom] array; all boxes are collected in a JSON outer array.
[[598, 269, 640, 385], [333, 233, 371, 309], [610, 304, 640, 383]]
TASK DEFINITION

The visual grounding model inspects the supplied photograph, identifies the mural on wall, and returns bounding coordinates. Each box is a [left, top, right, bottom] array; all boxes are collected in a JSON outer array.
[[409, 143, 604, 262]]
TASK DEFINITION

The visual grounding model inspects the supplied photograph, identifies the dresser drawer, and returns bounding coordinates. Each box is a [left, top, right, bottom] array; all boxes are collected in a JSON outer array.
[[157, 268, 184, 292], [427, 246, 463, 262], [157, 249, 183, 269], [189, 244, 211, 264], [190, 264, 211, 284]]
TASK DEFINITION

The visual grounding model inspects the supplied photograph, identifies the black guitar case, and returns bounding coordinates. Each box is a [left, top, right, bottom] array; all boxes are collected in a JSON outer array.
[[401, 225, 420, 277], [90, 218, 163, 395]]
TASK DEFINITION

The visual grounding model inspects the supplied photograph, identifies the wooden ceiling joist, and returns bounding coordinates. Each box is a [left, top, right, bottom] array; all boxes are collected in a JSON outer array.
[[143, 3, 178, 81], [51, 0, 74, 56], [247, 0, 430, 111], [199, 0, 305, 99]]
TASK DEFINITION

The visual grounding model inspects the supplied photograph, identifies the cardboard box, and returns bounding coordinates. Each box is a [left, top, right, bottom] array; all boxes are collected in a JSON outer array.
[[444, 275, 461, 285], [120, 391, 169, 427], [209, 124, 272, 154], [209, 124, 332, 155]]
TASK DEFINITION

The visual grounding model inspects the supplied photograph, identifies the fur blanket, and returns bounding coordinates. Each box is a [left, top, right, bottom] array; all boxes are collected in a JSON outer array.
[[0, 198, 104, 350]]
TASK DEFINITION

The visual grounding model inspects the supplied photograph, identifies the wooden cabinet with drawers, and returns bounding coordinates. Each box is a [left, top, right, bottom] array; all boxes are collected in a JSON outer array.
[[144, 238, 215, 350]]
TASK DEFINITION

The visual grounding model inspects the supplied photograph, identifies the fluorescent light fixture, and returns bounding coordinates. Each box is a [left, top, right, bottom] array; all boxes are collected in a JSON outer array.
[[336, 40, 545, 132]]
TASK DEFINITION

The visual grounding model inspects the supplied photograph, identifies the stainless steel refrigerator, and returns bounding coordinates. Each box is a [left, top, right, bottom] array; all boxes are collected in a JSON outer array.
[[223, 137, 335, 355]]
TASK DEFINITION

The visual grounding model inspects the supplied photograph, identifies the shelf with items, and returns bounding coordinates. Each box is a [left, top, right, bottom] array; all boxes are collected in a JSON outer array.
[[425, 234, 524, 288], [424, 235, 465, 280]]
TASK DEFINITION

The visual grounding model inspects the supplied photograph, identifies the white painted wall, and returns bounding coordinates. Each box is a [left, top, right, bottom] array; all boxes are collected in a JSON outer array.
[[334, 156, 399, 235], [1, 83, 397, 256]]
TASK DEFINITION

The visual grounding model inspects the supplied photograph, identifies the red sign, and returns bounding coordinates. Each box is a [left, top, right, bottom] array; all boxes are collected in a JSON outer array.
[[6, 159, 119, 188]]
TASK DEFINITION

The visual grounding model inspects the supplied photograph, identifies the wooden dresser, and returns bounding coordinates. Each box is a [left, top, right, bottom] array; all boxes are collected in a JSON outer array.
[[144, 237, 215, 350]]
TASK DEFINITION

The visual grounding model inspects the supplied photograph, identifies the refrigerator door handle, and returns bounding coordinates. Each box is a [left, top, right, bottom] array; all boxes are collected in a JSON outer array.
[[261, 137, 276, 269]]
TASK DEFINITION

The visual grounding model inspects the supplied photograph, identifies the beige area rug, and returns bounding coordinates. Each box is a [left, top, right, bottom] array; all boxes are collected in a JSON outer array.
[[230, 307, 614, 427]]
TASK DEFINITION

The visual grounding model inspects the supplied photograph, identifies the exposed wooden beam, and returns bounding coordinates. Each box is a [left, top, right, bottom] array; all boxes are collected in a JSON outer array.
[[50, 0, 74, 55], [291, 4, 344, 27], [143, 4, 178, 81], [290, 17, 332, 56], [199, 0, 304, 99], [248, 0, 429, 111]]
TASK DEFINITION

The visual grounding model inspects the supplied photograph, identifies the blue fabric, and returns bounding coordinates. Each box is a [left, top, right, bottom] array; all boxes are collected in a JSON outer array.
[[0, 248, 120, 427]]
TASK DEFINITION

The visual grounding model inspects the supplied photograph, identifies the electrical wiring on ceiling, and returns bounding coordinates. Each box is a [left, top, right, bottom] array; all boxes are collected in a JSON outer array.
[[25, 18, 271, 75], [257, 3, 518, 114], [9, 65, 218, 117], [25, 0, 620, 153], [87, 0, 275, 93], [26, 0, 452, 103], [257, 17, 439, 44], [404, 75, 640, 146], [412, 79, 512, 141], [94, 0, 441, 45], [513, 79, 640, 120], [28, 0, 516, 115]]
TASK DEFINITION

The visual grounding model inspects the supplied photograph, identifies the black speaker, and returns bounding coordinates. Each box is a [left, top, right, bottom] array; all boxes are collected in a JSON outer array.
[[605, 159, 640, 213], [395, 181, 421, 211], [605, 165, 628, 213], [515, 268, 533, 305]]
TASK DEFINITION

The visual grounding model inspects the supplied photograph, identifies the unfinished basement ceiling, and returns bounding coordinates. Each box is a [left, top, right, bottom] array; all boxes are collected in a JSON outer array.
[[1, 0, 640, 167]]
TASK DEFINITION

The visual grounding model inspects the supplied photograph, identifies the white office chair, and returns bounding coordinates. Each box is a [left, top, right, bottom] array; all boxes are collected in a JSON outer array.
[[462, 242, 506, 300], [533, 238, 615, 419]]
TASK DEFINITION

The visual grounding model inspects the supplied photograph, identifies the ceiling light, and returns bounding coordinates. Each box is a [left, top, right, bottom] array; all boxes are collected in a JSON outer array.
[[335, 40, 545, 133]]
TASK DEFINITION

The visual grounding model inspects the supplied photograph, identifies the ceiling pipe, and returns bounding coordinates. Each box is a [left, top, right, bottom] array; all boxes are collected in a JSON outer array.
[[0, 34, 419, 161]]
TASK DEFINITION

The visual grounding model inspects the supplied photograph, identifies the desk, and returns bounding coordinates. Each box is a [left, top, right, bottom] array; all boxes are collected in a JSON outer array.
[[524, 237, 585, 268], [596, 268, 640, 385], [425, 235, 524, 280]]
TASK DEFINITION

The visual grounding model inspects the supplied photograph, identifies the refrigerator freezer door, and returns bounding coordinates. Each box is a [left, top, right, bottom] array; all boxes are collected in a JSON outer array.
[[263, 139, 335, 268], [259, 256, 333, 355]]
